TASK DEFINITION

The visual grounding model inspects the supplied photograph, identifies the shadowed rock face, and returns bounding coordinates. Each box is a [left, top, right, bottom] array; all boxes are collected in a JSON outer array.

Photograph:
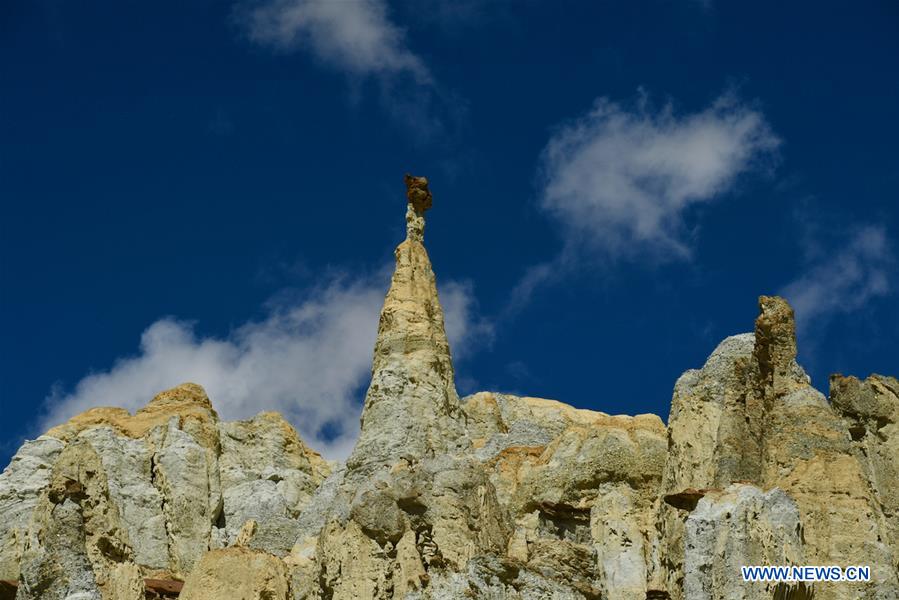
[[1, 178, 896, 600]]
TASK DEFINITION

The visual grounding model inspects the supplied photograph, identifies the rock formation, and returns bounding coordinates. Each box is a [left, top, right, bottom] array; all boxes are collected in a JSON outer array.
[[1, 384, 329, 600], [0, 175, 896, 599]]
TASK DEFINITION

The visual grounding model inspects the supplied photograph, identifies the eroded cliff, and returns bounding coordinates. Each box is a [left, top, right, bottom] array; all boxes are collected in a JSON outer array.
[[1, 176, 896, 600]]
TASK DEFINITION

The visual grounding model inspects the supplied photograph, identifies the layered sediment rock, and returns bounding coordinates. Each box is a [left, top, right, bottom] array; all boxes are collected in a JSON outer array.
[[1, 176, 896, 599], [463, 393, 667, 599]]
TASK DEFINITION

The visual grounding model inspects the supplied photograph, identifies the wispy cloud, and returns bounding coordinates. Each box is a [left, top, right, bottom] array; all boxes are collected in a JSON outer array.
[[780, 225, 894, 334], [39, 270, 489, 460], [504, 90, 779, 314], [239, 0, 463, 138], [538, 91, 779, 261], [244, 0, 429, 83]]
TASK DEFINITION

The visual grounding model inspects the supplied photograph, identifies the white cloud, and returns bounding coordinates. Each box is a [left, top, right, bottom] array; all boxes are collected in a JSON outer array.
[[241, 0, 464, 139], [781, 225, 893, 334], [244, 0, 429, 83], [39, 270, 488, 460], [538, 91, 780, 260]]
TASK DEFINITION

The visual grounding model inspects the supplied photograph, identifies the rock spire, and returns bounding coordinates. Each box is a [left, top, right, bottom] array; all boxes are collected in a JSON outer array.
[[346, 175, 468, 474]]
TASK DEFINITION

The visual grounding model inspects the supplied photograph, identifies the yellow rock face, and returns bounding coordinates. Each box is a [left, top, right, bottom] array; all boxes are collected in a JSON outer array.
[[178, 547, 290, 600], [46, 382, 219, 449]]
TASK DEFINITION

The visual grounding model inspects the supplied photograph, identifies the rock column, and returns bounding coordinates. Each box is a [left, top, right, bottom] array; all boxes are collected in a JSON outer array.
[[347, 175, 468, 474]]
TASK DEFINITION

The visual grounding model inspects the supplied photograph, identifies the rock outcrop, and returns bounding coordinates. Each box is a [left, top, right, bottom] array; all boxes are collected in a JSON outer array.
[[659, 296, 899, 600], [1, 176, 896, 599], [0, 384, 330, 599]]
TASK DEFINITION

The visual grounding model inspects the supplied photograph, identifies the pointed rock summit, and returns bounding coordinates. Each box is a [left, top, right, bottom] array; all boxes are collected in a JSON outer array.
[[347, 174, 468, 473]]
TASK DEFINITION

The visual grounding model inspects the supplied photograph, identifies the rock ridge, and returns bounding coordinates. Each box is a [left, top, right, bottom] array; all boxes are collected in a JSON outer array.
[[1, 177, 896, 599]]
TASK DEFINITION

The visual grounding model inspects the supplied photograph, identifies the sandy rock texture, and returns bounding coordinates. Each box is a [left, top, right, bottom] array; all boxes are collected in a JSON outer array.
[[178, 547, 290, 600], [1, 177, 896, 599], [346, 175, 467, 476]]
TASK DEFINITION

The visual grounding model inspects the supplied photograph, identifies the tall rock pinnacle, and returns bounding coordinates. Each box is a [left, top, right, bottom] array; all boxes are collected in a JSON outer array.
[[346, 175, 468, 474]]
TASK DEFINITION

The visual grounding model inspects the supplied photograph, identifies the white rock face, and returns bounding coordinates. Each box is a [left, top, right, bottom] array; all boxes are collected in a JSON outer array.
[[76, 427, 169, 570], [17, 439, 145, 600], [151, 420, 221, 575], [0, 436, 64, 580], [591, 487, 648, 600], [658, 333, 759, 599], [684, 484, 804, 600], [408, 555, 589, 600], [16, 497, 105, 600], [217, 412, 330, 555]]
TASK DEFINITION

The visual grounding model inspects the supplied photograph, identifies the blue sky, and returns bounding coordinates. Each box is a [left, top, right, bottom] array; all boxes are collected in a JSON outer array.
[[1, 0, 897, 463]]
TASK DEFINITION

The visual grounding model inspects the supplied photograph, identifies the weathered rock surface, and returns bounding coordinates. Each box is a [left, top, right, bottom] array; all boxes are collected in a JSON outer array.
[[831, 374, 899, 561], [2, 177, 896, 599], [0, 382, 330, 596], [310, 176, 514, 599], [461, 393, 667, 599], [0, 436, 64, 581], [16, 439, 145, 600], [684, 484, 805, 600], [178, 547, 290, 600], [218, 412, 331, 554], [660, 296, 899, 600], [346, 174, 467, 475]]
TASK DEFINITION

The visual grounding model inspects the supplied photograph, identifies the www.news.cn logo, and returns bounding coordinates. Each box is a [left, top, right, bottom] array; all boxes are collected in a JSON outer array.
[[741, 565, 871, 582]]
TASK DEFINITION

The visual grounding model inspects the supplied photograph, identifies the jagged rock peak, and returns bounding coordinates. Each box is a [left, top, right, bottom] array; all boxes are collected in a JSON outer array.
[[347, 174, 468, 473], [142, 382, 215, 414], [753, 295, 806, 401], [45, 382, 218, 443]]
